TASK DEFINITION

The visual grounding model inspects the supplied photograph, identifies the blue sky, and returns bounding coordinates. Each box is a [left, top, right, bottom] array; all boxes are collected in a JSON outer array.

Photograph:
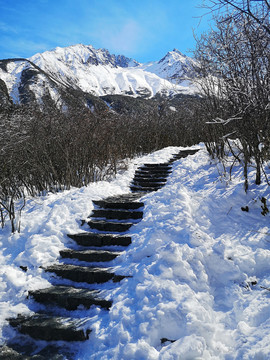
[[0, 0, 212, 62]]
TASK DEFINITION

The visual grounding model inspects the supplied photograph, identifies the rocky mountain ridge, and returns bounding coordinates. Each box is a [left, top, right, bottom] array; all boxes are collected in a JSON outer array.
[[0, 44, 198, 111]]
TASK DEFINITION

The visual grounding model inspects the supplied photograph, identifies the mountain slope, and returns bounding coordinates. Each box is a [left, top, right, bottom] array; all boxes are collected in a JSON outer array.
[[0, 45, 198, 109]]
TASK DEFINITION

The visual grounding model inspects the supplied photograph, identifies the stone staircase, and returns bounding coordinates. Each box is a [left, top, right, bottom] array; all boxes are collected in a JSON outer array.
[[0, 149, 199, 359]]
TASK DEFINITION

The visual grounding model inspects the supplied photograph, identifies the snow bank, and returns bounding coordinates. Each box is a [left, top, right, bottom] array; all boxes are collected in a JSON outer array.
[[1, 145, 270, 359]]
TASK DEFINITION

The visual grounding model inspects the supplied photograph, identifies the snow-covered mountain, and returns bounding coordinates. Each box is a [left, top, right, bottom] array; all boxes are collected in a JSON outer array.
[[139, 48, 197, 82], [0, 44, 198, 110]]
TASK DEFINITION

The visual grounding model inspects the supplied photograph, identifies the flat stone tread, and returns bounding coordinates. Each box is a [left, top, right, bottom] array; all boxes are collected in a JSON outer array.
[[133, 176, 167, 181], [45, 264, 125, 284], [133, 174, 169, 180], [139, 163, 172, 167], [0, 346, 25, 360], [138, 167, 172, 171], [135, 169, 172, 175], [45, 264, 111, 273], [130, 186, 160, 192], [67, 233, 132, 247], [29, 285, 100, 298], [91, 209, 143, 220], [60, 248, 119, 262], [93, 201, 144, 210], [0, 345, 66, 359], [94, 193, 144, 203], [9, 314, 90, 342], [130, 186, 163, 191], [171, 150, 199, 158], [137, 166, 172, 171], [88, 220, 134, 232], [176, 149, 199, 154], [131, 180, 165, 187], [29, 285, 112, 310]]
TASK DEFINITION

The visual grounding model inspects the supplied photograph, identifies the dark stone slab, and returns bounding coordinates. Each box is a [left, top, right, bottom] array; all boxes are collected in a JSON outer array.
[[131, 180, 165, 187], [172, 149, 200, 158], [93, 200, 144, 210], [91, 209, 143, 220], [133, 175, 167, 182], [0, 346, 25, 360], [29, 285, 112, 310], [95, 193, 144, 203], [93, 193, 145, 210], [135, 169, 172, 176], [45, 264, 125, 284], [60, 248, 119, 262], [67, 233, 132, 247], [9, 314, 91, 342], [130, 186, 161, 192], [4, 340, 74, 359], [87, 220, 134, 232], [0, 342, 67, 360], [30, 345, 68, 360], [135, 166, 169, 170], [139, 163, 172, 169]]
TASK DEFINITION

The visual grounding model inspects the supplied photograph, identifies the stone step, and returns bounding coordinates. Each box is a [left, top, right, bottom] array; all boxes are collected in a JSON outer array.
[[0, 344, 68, 359], [181, 149, 199, 154], [167, 150, 200, 163], [138, 167, 172, 172], [87, 220, 134, 232], [28, 286, 112, 310], [0, 346, 26, 360], [91, 209, 143, 220], [133, 175, 167, 182], [131, 180, 165, 187], [9, 314, 91, 342], [172, 149, 199, 158], [60, 248, 119, 262], [133, 172, 170, 180], [67, 233, 132, 247], [135, 169, 172, 175], [93, 193, 144, 208], [173, 153, 189, 159], [93, 199, 144, 210], [130, 185, 161, 192], [45, 264, 125, 284], [139, 163, 172, 168]]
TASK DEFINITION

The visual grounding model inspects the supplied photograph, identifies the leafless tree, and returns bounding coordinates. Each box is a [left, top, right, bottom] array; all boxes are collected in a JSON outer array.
[[201, 0, 270, 33], [194, 3, 270, 189]]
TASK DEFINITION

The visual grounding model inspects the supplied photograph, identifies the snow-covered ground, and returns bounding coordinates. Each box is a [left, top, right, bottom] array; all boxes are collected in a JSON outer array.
[[0, 144, 270, 359]]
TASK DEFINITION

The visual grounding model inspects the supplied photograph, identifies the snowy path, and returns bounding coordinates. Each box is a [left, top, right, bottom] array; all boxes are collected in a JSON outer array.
[[0, 145, 270, 359]]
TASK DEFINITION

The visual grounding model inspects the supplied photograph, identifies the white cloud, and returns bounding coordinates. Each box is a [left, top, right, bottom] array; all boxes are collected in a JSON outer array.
[[96, 19, 143, 55]]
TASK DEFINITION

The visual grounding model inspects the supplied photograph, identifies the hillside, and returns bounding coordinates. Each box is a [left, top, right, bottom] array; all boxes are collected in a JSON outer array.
[[0, 145, 269, 359]]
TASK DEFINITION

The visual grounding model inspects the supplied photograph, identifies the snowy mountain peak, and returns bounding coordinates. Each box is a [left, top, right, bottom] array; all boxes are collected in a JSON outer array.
[[139, 49, 196, 83], [158, 49, 189, 65], [172, 48, 187, 57], [29, 44, 140, 69]]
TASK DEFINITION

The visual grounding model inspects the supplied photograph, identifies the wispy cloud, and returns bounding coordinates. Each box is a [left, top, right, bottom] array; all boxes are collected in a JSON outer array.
[[0, 36, 52, 59], [0, 21, 18, 34], [96, 19, 143, 55]]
